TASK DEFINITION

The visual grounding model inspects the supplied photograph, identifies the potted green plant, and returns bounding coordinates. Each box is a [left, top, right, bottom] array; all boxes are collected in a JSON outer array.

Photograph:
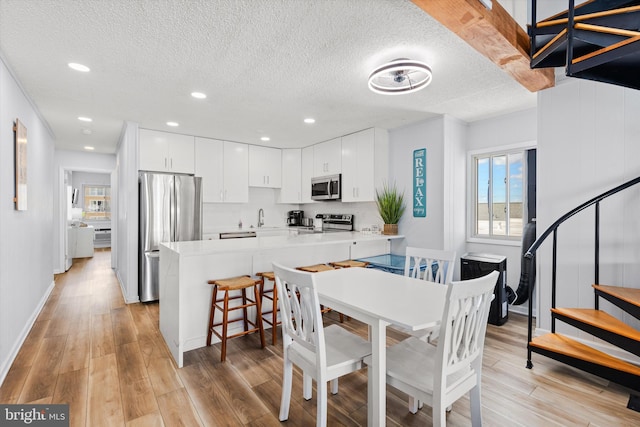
[[375, 182, 406, 235]]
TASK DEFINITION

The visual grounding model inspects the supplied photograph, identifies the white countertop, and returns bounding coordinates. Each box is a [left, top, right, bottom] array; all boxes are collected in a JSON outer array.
[[202, 225, 290, 235], [162, 231, 402, 257]]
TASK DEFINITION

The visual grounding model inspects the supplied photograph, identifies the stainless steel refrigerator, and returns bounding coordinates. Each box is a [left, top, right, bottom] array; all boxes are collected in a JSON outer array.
[[139, 172, 202, 302]]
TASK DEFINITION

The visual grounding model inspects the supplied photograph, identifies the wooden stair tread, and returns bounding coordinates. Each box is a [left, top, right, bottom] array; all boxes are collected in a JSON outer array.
[[593, 284, 640, 308], [537, 5, 640, 28], [530, 333, 640, 376], [552, 307, 640, 340]]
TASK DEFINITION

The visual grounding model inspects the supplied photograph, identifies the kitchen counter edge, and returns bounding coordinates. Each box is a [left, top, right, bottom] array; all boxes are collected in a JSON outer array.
[[161, 232, 403, 257]]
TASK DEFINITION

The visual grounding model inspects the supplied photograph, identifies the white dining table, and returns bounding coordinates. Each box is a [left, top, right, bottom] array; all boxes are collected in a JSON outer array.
[[314, 267, 447, 427]]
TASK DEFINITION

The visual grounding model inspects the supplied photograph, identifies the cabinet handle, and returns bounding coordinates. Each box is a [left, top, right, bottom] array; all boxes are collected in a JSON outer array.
[[170, 158, 173, 169], [165, 158, 168, 169]]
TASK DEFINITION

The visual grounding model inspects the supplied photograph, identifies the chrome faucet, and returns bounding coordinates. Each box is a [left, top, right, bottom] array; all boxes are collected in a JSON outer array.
[[258, 208, 264, 228]]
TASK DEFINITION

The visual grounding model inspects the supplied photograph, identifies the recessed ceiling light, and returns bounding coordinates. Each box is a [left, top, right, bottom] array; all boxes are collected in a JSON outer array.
[[304, 118, 316, 124], [166, 121, 179, 127], [191, 92, 207, 99], [78, 116, 92, 122], [68, 62, 90, 72], [261, 136, 270, 142], [84, 146, 95, 151]]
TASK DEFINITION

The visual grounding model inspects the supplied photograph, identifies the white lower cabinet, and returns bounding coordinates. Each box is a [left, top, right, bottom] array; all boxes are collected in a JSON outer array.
[[349, 239, 390, 259]]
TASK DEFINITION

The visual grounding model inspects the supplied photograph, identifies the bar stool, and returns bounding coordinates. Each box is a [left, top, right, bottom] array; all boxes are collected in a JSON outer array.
[[329, 260, 370, 269], [207, 275, 266, 362], [257, 271, 280, 345], [296, 264, 344, 322], [296, 263, 336, 273]]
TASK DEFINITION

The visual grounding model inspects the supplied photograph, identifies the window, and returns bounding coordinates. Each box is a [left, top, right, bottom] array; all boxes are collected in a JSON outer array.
[[83, 185, 111, 220], [471, 148, 529, 240]]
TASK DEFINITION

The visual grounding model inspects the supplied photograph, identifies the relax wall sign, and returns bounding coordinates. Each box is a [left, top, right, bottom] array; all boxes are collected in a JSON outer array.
[[413, 149, 426, 217]]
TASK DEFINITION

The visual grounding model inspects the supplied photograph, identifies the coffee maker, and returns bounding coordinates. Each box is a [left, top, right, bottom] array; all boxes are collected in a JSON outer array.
[[287, 210, 304, 226]]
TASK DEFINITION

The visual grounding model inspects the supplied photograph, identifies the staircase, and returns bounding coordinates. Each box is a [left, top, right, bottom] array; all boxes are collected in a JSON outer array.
[[529, 0, 640, 90], [524, 176, 640, 412]]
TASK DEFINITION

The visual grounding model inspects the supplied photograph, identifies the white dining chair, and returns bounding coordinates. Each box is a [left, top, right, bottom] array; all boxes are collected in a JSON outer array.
[[367, 270, 498, 426], [403, 247, 456, 340], [272, 263, 371, 427], [404, 247, 456, 284]]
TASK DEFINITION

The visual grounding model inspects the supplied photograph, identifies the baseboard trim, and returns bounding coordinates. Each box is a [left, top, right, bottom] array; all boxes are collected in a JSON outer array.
[[115, 269, 140, 304], [0, 279, 55, 387]]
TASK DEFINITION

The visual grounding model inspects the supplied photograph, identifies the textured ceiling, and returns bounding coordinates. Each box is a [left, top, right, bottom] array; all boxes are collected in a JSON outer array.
[[0, 0, 540, 153]]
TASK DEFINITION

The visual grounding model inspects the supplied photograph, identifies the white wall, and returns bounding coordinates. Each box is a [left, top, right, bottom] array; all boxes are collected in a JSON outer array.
[[466, 108, 537, 314], [53, 150, 116, 274], [0, 56, 55, 384], [115, 121, 139, 303], [537, 79, 640, 341], [387, 115, 467, 278]]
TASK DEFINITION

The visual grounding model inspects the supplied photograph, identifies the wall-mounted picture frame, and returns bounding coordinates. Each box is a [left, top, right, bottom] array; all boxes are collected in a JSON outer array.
[[14, 118, 27, 211]]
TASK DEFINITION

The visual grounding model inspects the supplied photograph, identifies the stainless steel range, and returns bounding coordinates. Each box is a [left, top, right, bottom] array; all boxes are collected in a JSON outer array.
[[317, 214, 354, 232]]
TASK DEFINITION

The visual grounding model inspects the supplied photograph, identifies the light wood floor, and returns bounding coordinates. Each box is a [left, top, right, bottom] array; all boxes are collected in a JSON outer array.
[[2, 249, 640, 426]]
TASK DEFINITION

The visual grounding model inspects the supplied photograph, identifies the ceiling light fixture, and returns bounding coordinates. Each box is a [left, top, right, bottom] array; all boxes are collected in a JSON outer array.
[[68, 62, 90, 72], [191, 92, 207, 99], [166, 121, 179, 127], [304, 118, 315, 124], [368, 58, 432, 95], [84, 146, 95, 151], [261, 136, 270, 142], [78, 116, 92, 122]]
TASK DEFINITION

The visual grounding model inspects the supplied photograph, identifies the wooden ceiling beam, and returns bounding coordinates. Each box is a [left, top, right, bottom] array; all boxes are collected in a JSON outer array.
[[411, 0, 555, 92]]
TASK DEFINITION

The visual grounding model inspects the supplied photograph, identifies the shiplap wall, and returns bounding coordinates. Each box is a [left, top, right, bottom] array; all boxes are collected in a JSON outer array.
[[537, 78, 640, 339]]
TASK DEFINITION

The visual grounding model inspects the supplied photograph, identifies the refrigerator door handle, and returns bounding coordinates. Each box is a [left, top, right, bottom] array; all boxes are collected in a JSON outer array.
[[170, 176, 176, 242], [173, 178, 180, 242]]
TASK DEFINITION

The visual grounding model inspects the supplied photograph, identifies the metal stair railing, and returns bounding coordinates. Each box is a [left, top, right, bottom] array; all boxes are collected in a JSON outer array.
[[523, 175, 640, 368]]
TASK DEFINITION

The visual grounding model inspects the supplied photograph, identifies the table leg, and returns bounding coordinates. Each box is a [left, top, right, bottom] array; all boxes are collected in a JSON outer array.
[[368, 319, 386, 427]]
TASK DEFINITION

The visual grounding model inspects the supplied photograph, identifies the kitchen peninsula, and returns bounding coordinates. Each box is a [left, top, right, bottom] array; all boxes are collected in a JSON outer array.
[[159, 231, 402, 367]]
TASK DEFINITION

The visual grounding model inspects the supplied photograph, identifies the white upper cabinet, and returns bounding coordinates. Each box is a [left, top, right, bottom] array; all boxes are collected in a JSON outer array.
[[194, 137, 224, 203], [278, 148, 302, 203], [313, 137, 341, 177], [341, 128, 388, 202], [139, 129, 194, 174], [222, 141, 249, 203], [301, 146, 315, 203], [249, 145, 282, 188], [195, 137, 248, 203]]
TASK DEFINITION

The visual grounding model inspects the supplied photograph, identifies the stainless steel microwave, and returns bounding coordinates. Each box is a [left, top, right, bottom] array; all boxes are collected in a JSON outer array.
[[311, 174, 341, 201]]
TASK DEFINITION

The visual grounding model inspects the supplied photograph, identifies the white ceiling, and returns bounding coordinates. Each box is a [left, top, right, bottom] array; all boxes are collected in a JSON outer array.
[[0, 0, 543, 154]]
